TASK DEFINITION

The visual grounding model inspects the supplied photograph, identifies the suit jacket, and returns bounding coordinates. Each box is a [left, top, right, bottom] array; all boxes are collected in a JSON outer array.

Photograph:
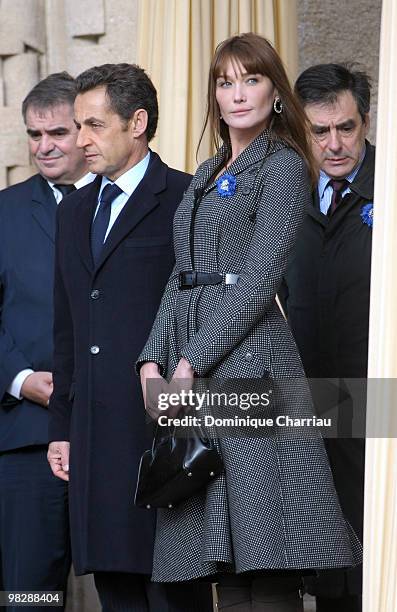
[[48, 151, 191, 575], [137, 132, 361, 582], [0, 174, 58, 451]]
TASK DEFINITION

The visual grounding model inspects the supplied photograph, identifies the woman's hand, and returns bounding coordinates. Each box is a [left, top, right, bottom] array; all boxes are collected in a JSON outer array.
[[171, 357, 195, 382], [140, 361, 167, 421], [140, 358, 195, 421], [169, 358, 195, 415]]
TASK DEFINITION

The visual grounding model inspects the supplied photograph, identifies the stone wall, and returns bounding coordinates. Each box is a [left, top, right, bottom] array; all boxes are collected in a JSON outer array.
[[0, 0, 45, 187], [297, 0, 382, 143], [0, 0, 138, 189], [0, 1, 382, 189]]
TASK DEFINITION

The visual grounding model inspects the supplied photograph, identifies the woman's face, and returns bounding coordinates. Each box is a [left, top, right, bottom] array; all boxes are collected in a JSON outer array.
[[215, 59, 276, 140]]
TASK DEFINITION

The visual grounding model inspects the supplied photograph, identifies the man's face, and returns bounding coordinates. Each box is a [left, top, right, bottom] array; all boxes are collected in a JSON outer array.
[[305, 90, 369, 179], [25, 103, 88, 183], [74, 87, 143, 181]]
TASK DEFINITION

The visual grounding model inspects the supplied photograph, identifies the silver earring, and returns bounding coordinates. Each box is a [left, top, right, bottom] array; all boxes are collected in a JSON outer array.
[[273, 97, 283, 114]]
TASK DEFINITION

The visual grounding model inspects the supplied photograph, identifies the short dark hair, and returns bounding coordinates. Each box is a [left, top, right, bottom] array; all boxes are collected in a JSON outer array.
[[75, 63, 158, 142], [22, 72, 77, 122], [295, 63, 371, 121]]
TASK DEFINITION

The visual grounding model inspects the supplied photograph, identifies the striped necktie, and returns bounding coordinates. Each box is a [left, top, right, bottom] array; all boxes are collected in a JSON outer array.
[[328, 179, 348, 215]]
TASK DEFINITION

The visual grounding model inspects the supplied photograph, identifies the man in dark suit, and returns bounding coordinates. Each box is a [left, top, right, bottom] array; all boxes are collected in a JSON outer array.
[[0, 72, 93, 608], [282, 64, 374, 612], [47, 63, 212, 612]]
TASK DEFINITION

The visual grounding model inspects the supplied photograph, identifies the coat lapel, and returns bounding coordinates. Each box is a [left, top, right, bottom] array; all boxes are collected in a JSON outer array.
[[324, 142, 375, 230], [75, 175, 102, 273], [194, 148, 225, 196], [200, 130, 284, 196], [31, 175, 57, 242], [307, 190, 328, 228], [95, 152, 166, 270], [226, 130, 278, 177]]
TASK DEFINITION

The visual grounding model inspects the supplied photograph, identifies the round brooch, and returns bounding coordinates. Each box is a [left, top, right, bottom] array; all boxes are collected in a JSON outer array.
[[216, 172, 237, 197], [360, 202, 373, 227]]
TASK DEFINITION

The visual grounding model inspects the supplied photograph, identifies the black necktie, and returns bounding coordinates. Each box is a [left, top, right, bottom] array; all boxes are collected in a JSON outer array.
[[54, 184, 76, 199], [91, 183, 123, 265], [328, 179, 348, 215]]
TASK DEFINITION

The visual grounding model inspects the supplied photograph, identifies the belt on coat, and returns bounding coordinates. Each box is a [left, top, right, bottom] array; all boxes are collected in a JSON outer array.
[[178, 271, 239, 290]]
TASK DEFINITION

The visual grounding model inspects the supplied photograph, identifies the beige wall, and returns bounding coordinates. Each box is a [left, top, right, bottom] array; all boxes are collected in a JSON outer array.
[[0, 0, 139, 190], [297, 0, 382, 143]]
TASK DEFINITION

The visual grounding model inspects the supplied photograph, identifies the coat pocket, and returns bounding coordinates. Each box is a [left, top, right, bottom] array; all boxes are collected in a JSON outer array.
[[213, 342, 272, 379], [124, 236, 171, 248]]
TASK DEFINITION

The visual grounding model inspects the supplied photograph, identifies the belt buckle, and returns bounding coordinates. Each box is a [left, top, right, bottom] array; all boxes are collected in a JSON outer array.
[[225, 273, 239, 285], [178, 271, 197, 289]]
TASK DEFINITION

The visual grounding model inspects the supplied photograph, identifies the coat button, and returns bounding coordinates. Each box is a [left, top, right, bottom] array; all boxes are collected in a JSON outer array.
[[245, 351, 254, 361], [90, 345, 100, 355], [242, 187, 251, 195], [91, 289, 100, 299]]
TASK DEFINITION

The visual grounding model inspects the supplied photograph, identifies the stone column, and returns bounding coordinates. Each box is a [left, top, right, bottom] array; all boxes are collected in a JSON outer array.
[[0, 0, 139, 188], [363, 0, 397, 609], [0, 0, 45, 188]]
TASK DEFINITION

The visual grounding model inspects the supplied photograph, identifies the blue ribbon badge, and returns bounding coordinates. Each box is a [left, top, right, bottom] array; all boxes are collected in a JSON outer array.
[[360, 202, 373, 227], [216, 173, 237, 197]]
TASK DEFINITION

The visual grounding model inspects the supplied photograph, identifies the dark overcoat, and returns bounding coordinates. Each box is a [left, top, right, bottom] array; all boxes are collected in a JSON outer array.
[[281, 143, 374, 597], [282, 142, 374, 380], [0, 175, 58, 449], [138, 132, 362, 582], [48, 152, 191, 575]]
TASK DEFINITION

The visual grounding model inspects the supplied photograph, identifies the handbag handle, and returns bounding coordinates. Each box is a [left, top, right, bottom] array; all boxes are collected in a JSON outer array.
[[151, 423, 174, 455], [151, 416, 210, 457]]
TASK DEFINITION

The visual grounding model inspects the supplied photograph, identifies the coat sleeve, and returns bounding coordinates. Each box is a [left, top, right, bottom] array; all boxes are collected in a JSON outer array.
[[181, 148, 311, 376], [48, 207, 75, 441], [0, 202, 32, 399], [0, 319, 32, 399]]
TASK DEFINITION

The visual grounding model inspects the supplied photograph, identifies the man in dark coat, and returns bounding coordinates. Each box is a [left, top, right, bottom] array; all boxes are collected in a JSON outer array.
[[281, 64, 374, 612], [0, 72, 93, 608], [47, 63, 212, 611]]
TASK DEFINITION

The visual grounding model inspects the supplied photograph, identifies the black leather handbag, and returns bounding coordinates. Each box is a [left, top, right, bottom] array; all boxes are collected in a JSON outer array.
[[134, 422, 224, 509]]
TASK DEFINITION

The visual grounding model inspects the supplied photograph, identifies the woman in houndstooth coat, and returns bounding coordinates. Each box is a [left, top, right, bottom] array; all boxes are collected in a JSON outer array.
[[138, 34, 361, 611]]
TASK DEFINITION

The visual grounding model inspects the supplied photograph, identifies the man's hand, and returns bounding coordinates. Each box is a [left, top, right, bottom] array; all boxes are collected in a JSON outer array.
[[47, 441, 70, 482], [21, 371, 53, 407]]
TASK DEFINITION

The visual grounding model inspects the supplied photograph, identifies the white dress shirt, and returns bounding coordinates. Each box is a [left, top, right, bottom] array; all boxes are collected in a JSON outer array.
[[48, 172, 96, 204], [94, 151, 150, 242], [318, 146, 366, 215]]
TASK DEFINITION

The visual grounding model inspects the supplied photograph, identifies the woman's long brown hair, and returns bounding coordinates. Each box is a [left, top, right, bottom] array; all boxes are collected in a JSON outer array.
[[197, 33, 317, 185]]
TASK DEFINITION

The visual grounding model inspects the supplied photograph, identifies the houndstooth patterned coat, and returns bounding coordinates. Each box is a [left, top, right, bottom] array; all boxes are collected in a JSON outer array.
[[137, 130, 362, 582]]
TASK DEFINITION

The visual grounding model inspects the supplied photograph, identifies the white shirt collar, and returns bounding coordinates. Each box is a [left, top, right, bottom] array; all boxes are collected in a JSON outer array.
[[47, 172, 96, 194], [47, 172, 96, 204], [318, 144, 367, 198], [99, 151, 151, 198], [74, 172, 96, 189]]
